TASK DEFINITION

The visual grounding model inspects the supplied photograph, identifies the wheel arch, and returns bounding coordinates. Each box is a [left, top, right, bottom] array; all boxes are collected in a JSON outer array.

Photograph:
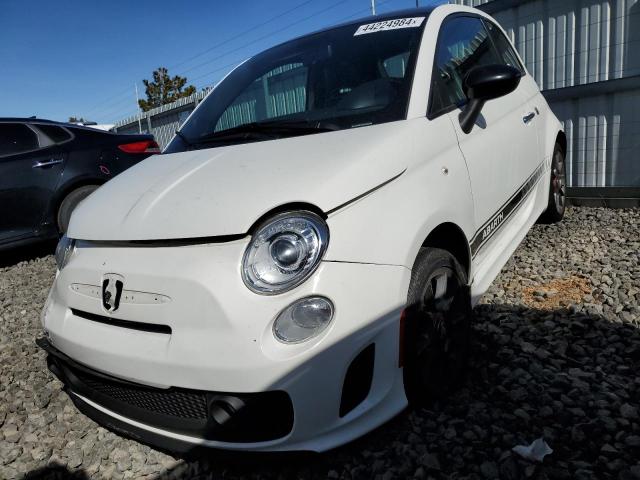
[[556, 130, 567, 155], [50, 177, 105, 231], [420, 222, 471, 282]]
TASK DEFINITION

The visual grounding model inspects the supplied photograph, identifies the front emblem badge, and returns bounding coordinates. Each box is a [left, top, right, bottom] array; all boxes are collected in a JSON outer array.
[[102, 273, 124, 312]]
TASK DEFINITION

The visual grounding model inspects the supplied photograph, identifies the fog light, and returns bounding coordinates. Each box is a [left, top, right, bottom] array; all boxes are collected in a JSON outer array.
[[273, 296, 334, 343]]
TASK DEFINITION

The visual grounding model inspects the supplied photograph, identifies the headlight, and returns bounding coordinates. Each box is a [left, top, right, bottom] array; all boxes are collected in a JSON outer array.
[[274, 296, 334, 343], [55, 235, 75, 270], [242, 211, 329, 294]]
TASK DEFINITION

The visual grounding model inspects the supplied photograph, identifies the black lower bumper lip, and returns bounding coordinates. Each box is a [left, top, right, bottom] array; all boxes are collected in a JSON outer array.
[[67, 390, 200, 454], [36, 337, 294, 447]]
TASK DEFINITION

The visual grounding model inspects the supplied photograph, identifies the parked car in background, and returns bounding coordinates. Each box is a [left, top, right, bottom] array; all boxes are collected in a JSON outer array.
[[0, 118, 159, 250], [68, 121, 116, 132], [40, 4, 565, 452]]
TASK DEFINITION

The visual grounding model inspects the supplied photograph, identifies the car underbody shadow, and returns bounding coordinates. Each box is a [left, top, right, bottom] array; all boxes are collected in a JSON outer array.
[[142, 303, 640, 479], [23, 301, 639, 479], [22, 462, 90, 479]]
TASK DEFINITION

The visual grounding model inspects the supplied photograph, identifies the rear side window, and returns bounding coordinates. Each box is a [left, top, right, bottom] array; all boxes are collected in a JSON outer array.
[[484, 21, 525, 74], [0, 123, 39, 157], [429, 16, 502, 117], [36, 124, 72, 144]]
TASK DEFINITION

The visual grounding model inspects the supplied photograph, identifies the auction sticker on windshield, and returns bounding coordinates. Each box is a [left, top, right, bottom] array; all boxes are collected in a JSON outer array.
[[354, 17, 425, 36]]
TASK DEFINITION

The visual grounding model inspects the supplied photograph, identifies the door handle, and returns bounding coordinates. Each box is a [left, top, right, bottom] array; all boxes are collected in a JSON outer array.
[[32, 158, 64, 169], [523, 112, 536, 124]]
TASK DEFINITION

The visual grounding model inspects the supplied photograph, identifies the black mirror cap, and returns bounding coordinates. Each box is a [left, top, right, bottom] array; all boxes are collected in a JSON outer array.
[[463, 64, 522, 101]]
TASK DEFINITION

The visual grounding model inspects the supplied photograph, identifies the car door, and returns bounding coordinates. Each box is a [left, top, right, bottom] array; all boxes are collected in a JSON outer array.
[[428, 15, 540, 258], [0, 122, 66, 242], [483, 19, 545, 171]]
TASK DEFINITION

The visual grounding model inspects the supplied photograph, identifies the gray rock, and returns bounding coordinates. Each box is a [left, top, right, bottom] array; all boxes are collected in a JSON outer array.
[[625, 435, 640, 447], [499, 457, 520, 480], [2, 425, 21, 444], [620, 404, 638, 420], [571, 426, 586, 443], [539, 406, 554, 417], [419, 453, 440, 471], [480, 461, 499, 478], [0, 444, 22, 466]]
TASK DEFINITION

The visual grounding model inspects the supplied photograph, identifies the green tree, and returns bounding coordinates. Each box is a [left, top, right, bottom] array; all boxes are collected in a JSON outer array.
[[68, 116, 86, 123], [138, 67, 196, 112]]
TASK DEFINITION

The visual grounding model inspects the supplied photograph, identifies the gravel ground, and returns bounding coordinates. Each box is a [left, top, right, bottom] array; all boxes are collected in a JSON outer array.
[[1, 207, 639, 480]]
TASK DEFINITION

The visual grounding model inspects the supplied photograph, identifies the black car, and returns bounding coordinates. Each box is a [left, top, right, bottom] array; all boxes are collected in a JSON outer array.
[[0, 118, 159, 250]]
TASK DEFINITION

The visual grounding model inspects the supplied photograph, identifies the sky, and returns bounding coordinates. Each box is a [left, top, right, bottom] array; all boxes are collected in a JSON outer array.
[[0, 0, 439, 124]]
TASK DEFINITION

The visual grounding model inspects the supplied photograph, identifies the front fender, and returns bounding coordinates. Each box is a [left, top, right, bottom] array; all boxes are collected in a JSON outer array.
[[324, 118, 475, 274]]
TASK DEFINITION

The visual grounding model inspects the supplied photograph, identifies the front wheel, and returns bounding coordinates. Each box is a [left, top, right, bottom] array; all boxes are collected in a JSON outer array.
[[539, 144, 566, 223], [403, 248, 472, 405]]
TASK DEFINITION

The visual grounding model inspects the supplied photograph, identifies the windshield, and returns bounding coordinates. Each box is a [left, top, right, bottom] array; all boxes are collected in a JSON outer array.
[[165, 16, 426, 152]]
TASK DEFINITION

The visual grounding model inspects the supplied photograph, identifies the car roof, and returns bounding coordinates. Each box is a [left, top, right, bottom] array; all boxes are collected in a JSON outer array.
[[0, 117, 86, 128], [314, 6, 441, 35], [0, 117, 62, 124], [266, 5, 443, 52], [0, 117, 119, 134]]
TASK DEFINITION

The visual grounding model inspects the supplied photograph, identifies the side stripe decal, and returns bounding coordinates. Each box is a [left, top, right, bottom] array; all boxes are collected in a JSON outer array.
[[469, 163, 545, 258]]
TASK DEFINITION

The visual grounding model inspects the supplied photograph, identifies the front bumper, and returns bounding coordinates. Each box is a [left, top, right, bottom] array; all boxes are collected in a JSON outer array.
[[40, 241, 411, 452], [39, 337, 294, 446]]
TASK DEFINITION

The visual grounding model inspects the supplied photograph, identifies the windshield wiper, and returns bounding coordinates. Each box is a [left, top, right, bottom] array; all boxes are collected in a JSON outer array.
[[190, 120, 338, 146]]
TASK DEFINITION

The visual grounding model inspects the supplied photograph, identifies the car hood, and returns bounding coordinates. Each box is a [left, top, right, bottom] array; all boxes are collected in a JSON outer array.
[[68, 122, 410, 241]]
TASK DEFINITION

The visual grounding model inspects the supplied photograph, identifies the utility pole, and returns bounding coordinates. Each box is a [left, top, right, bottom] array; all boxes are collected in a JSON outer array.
[[371, 0, 376, 15], [134, 83, 142, 134]]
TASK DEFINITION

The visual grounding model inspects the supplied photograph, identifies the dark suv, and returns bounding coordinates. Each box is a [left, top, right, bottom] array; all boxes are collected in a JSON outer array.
[[0, 118, 159, 250]]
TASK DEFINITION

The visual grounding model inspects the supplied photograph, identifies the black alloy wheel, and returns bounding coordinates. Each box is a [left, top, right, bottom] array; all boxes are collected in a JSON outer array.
[[403, 248, 472, 404]]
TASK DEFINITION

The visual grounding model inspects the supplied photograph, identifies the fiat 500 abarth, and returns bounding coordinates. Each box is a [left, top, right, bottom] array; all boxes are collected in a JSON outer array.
[[39, 4, 566, 452]]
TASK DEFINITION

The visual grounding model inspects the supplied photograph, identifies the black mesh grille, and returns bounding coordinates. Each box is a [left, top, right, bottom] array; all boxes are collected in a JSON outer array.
[[72, 368, 208, 420], [38, 336, 295, 443]]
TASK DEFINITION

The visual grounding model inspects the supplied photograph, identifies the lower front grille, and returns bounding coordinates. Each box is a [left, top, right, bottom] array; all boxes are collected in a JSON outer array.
[[37, 337, 294, 443], [73, 368, 208, 420]]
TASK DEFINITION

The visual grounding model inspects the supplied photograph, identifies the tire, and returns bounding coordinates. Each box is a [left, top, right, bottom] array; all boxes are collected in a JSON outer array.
[[403, 247, 472, 405], [57, 185, 99, 234], [539, 143, 566, 224]]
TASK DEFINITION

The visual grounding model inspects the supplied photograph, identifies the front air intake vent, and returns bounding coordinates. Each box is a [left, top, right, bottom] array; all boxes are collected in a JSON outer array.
[[340, 343, 375, 417]]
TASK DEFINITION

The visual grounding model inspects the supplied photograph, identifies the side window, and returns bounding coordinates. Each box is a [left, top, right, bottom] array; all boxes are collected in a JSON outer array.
[[429, 16, 502, 117], [0, 123, 39, 157], [484, 21, 525, 74], [215, 62, 308, 132], [35, 124, 72, 144]]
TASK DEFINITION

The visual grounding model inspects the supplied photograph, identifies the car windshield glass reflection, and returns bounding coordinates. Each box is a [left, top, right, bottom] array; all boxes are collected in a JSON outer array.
[[166, 19, 426, 151]]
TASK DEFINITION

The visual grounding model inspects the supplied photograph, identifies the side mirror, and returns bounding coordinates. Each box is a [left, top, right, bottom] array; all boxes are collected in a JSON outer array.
[[459, 64, 522, 134]]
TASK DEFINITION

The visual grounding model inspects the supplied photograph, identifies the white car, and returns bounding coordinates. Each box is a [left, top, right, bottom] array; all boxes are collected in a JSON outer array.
[[39, 5, 566, 453]]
